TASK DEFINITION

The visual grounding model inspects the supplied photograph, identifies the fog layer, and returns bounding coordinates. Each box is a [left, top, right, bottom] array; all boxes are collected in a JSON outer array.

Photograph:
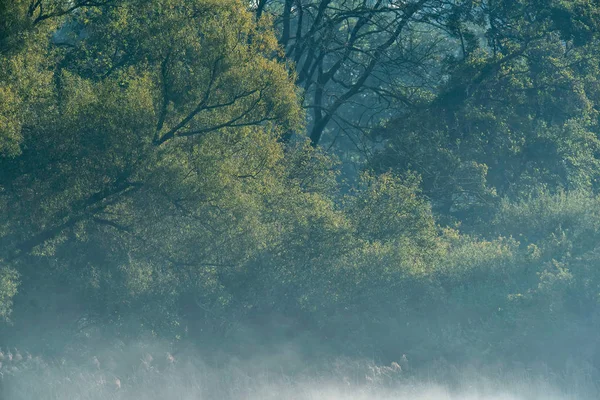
[[2, 343, 596, 400]]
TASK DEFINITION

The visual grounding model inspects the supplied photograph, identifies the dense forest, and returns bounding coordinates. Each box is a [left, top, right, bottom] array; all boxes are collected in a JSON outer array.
[[2, 0, 600, 397]]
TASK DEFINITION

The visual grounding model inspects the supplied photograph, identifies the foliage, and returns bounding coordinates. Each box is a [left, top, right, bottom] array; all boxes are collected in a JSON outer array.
[[373, 0, 600, 225]]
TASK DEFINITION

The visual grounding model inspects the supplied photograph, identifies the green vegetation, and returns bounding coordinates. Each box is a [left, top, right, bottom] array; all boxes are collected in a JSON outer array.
[[2, 0, 600, 387]]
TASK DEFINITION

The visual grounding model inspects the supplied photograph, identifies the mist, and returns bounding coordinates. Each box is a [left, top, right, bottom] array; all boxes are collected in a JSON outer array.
[[1, 353, 593, 400], [2, 338, 598, 400]]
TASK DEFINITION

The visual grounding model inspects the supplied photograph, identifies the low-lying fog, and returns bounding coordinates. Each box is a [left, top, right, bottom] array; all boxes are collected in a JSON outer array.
[[1, 343, 596, 400]]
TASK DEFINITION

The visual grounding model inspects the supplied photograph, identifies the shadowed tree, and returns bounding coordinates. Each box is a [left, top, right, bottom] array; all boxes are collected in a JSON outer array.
[[372, 0, 600, 225], [252, 0, 464, 147]]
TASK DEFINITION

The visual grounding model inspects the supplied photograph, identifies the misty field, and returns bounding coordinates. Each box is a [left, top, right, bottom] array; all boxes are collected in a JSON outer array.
[[1, 344, 598, 400]]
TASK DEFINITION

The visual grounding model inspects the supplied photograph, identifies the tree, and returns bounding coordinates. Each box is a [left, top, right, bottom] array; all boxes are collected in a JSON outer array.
[[0, 0, 301, 332], [372, 0, 600, 225], [253, 0, 462, 147]]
